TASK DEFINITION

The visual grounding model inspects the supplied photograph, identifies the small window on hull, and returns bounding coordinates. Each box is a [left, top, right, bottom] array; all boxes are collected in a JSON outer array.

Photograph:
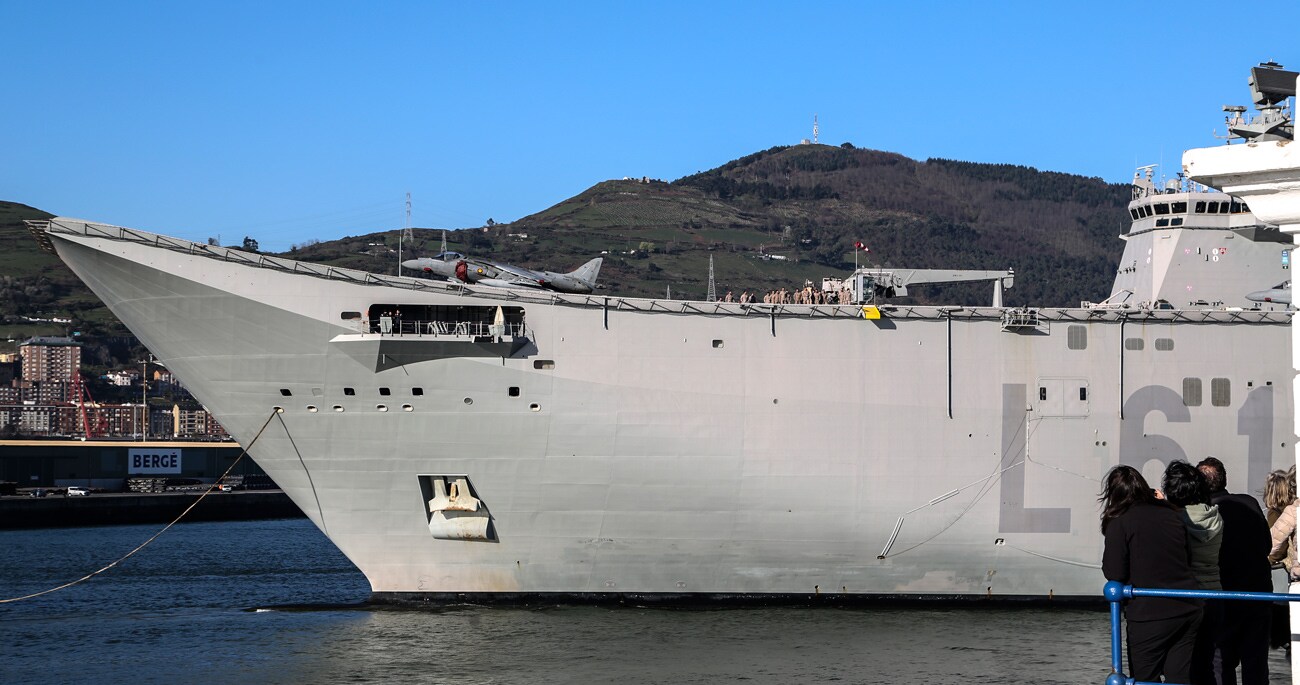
[[1211, 378, 1231, 407], [1183, 378, 1202, 407], [1067, 325, 1087, 350]]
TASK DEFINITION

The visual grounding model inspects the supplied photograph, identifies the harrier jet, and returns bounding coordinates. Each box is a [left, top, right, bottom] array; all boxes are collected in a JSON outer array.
[[402, 252, 602, 294]]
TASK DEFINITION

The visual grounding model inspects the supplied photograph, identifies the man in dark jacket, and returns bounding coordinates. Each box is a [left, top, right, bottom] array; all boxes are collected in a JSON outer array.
[[1198, 457, 1271, 685]]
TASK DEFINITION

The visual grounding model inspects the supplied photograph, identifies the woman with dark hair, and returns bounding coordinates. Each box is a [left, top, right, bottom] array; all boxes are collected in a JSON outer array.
[[1163, 460, 1222, 685], [1101, 464, 1203, 683]]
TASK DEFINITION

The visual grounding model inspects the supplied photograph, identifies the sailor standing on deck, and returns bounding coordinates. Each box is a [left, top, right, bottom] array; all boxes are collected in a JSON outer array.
[[1101, 465, 1203, 684]]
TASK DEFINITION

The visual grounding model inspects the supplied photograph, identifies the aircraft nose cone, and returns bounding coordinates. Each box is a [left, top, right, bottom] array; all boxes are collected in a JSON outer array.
[[400, 260, 421, 270]]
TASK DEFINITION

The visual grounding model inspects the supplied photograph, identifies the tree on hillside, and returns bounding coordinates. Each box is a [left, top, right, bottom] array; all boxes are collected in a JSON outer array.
[[242, 236, 260, 252]]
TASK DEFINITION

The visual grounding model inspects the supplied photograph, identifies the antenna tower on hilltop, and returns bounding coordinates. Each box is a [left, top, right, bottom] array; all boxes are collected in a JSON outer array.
[[707, 255, 717, 302], [813, 114, 819, 144], [398, 192, 413, 274], [441, 229, 448, 253]]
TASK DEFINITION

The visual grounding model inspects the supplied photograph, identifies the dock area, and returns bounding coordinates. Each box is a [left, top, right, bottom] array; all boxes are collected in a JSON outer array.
[[0, 489, 304, 529]]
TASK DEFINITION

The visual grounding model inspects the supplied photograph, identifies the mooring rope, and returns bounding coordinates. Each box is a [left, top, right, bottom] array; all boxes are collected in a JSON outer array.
[[0, 409, 280, 604]]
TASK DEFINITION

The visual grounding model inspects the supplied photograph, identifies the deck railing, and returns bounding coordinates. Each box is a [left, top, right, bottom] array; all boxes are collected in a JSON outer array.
[[1102, 580, 1294, 685], [361, 319, 527, 338]]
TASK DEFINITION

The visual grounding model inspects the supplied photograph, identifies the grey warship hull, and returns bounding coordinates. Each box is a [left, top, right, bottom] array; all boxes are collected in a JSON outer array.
[[29, 213, 1294, 601]]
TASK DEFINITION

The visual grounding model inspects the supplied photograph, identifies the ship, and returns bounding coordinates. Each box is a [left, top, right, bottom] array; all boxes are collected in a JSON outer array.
[[25, 64, 1299, 603]]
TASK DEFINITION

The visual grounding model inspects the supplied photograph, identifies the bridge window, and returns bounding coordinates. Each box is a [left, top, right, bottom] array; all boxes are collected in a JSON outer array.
[[1129, 209, 1141, 221], [1171, 218, 1183, 226], [1154, 203, 1170, 215], [1211, 378, 1231, 407], [1156, 219, 1170, 227], [1171, 201, 1187, 213], [1195, 201, 1207, 213], [1207, 202, 1220, 214], [1183, 378, 1202, 407], [1231, 200, 1242, 213]]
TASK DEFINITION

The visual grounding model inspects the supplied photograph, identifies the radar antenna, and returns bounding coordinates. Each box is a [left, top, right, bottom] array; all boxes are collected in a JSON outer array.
[[813, 114, 819, 145]]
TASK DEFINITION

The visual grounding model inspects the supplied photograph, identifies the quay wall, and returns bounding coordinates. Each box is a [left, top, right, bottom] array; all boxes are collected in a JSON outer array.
[[0, 490, 304, 529]]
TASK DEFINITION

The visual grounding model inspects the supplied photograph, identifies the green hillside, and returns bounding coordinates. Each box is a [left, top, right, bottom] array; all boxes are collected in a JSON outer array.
[[1, 144, 1132, 370]]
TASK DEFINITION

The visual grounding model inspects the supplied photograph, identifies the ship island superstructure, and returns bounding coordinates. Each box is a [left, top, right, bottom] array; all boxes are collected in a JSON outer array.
[[26, 69, 1300, 602]]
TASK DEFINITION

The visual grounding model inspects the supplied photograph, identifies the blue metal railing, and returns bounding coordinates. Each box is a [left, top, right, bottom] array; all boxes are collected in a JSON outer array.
[[1103, 580, 1294, 685]]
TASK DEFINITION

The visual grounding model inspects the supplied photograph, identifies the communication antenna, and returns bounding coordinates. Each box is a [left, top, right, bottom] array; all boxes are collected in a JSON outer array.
[[813, 114, 819, 145], [707, 255, 717, 302], [398, 192, 413, 275]]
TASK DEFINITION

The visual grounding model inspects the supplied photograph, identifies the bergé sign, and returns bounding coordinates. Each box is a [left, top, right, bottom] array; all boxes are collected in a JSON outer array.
[[128, 449, 183, 474]]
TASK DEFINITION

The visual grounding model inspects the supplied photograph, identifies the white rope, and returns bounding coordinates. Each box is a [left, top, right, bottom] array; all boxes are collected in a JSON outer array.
[[0, 410, 279, 603]]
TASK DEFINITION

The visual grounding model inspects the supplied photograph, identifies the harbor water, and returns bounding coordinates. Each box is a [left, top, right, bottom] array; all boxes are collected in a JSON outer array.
[[0, 519, 1291, 684]]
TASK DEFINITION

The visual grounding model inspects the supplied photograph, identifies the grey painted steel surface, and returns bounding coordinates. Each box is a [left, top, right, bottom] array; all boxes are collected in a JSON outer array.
[[30, 209, 1296, 599]]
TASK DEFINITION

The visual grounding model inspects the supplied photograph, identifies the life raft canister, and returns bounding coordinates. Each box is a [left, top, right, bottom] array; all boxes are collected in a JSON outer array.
[[455, 260, 469, 282]]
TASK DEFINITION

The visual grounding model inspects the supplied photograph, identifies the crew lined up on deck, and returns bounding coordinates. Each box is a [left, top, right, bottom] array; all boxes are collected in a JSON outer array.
[[1101, 457, 1276, 685], [717, 285, 855, 305]]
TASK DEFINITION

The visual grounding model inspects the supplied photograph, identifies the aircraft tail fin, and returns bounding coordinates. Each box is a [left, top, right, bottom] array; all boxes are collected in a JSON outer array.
[[571, 257, 603, 285]]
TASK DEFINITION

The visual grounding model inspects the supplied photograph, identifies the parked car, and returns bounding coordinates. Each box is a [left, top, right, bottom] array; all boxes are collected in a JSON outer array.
[[66, 486, 90, 497], [28, 488, 47, 498]]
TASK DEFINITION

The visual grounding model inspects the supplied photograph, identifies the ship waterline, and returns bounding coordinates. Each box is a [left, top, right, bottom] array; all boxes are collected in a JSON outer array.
[[30, 215, 1294, 601]]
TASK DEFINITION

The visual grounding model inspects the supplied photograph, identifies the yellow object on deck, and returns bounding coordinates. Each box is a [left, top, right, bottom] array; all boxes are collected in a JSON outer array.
[[861, 306, 881, 320]]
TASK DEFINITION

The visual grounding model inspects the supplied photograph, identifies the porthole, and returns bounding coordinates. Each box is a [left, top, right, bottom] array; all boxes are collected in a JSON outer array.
[[412, 387, 424, 396], [376, 404, 388, 412], [273, 406, 284, 413], [402, 404, 413, 412], [333, 405, 345, 412], [344, 387, 355, 396], [379, 387, 391, 396], [307, 405, 319, 413], [530, 403, 540, 412], [464, 397, 473, 405], [508, 386, 521, 397]]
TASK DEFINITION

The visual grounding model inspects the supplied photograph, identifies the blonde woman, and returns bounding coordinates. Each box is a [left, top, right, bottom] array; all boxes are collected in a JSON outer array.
[[1266, 467, 1298, 579]]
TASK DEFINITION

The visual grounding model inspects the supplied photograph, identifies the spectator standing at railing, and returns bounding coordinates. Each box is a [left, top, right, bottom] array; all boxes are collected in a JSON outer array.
[[1163, 460, 1223, 685], [1262, 467, 1296, 652], [1101, 465, 1203, 684], [1264, 467, 1296, 575], [1197, 456, 1271, 685]]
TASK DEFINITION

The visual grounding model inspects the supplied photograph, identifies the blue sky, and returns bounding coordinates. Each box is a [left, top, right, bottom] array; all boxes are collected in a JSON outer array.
[[3, 1, 1295, 252]]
